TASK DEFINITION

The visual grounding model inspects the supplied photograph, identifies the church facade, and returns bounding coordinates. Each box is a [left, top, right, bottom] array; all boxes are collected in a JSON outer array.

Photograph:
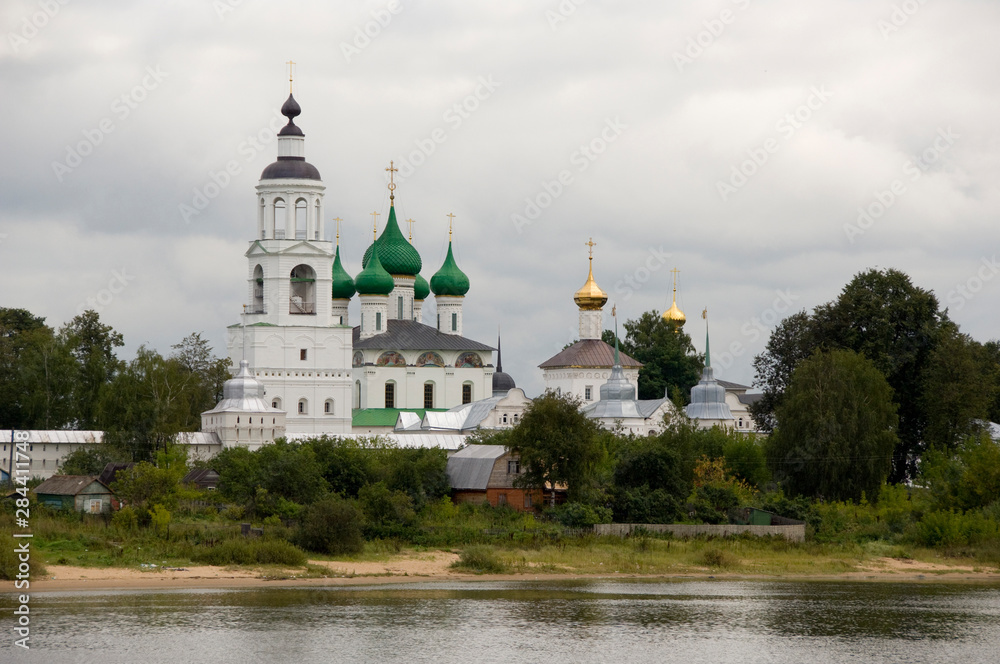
[[227, 90, 495, 435]]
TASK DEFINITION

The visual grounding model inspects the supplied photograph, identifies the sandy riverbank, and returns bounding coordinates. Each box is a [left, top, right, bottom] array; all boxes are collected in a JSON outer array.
[[12, 552, 1000, 593]]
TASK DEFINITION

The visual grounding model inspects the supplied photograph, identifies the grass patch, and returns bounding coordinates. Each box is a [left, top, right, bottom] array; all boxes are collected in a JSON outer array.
[[193, 538, 307, 566], [451, 545, 511, 574]]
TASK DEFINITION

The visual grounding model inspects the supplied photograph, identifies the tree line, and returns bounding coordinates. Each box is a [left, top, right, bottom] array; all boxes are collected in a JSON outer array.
[[0, 307, 230, 461]]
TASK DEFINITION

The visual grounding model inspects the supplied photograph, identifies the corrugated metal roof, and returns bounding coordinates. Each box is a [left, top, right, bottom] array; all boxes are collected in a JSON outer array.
[[538, 339, 642, 369], [446, 444, 506, 490], [353, 320, 495, 352], [285, 432, 468, 450], [34, 475, 111, 496]]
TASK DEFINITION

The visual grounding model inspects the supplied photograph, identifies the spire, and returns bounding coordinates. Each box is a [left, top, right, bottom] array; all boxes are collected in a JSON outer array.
[[497, 329, 504, 372], [361, 171, 422, 276], [334, 217, 342, 246], [703, 307, 710, 368], [612, 304, 620, 366]]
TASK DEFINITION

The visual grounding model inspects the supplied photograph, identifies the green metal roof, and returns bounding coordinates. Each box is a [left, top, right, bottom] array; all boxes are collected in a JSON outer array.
[[351, 407, 446, 427], [430, 241, 470, 296], [413, 273, 430, 300], [361, 205, 422, 276], [331, 245, 356, 299], [355, 240, 394, 295]]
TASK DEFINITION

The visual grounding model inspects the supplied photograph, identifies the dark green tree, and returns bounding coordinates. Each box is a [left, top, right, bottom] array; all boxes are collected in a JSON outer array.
[[766, 348, 898, 502], [169, 332, 231, 424], [604, 310, 703, 402], [0, 308, 48, 428], [507, 391, 604, 506], [60, 310, 124, 429], [296, 496, 364, 554], [749, 310, 816, 434], [920, 325, 997, 449]]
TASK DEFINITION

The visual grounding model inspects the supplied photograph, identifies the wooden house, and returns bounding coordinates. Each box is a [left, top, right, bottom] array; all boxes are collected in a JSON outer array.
[[33, 475, 114, 514], [446, 444, 548, 511]]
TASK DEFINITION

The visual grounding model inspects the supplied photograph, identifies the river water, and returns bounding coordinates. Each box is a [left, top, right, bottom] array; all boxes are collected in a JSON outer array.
[[3, 579, 1000, 663]]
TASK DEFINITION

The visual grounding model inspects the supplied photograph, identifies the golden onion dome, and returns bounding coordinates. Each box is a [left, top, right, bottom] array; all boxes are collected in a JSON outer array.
[[663, 300, 686, 326], [574, 258, 608, 311]]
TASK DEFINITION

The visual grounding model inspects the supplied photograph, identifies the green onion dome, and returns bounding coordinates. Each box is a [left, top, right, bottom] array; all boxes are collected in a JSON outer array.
[[331, 246, 356, 300], [361, 206, 422, 276], [413, 273, 430, 301], [430, 242, 470, 296], [354, 241, 394, 296]]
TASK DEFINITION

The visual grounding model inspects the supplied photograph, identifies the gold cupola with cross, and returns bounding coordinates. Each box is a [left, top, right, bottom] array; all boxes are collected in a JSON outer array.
[[574, 238, 608, 311], [662, 267, 686, 330]]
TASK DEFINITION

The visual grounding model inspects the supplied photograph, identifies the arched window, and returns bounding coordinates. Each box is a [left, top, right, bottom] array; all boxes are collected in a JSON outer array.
[[252, 264, 264, 313], [324, 399, 334, 415], [289, 264, 316, 314], [314, 200, 322, 239], [273, 198, 286, 239], [385, 381, 396, 409], [355, 380, 362, 409], [462, 382, 473, 404], [423, 382, 434, 409], [272, 397, 282, 411], [295, 198, 307, 239], [260, 197, 267, 238], [298, 399, 308, 415]]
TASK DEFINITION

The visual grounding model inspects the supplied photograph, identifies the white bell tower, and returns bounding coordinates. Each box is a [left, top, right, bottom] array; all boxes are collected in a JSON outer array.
[[227, 75, 353, 435]]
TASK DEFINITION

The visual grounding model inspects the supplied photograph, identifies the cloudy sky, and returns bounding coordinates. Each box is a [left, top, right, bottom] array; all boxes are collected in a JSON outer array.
[[2, 0, 998, 396]]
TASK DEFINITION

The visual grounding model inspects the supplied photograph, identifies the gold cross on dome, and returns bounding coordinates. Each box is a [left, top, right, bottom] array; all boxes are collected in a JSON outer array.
[[333, 217, 342, 245], [585, 237, 596, 259], [406, 218, 415, 243], [286, 60, 296, 92], [671, 267, 681, 289], [370, 211, 380, 241], [446, 212, 456, 241], [385, 161, 398, 198]]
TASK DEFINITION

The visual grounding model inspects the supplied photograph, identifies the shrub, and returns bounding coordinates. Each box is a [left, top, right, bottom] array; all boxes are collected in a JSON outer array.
[[111, 506, 139, 533], [451, 545, 510, 574], [549, 502, 611, 528], [0, 530, 47, 580], [296, 497, 364, 555], [194, 538, 307, 566], [699, 547, 737, 569], [909, 510, 1000, 548]]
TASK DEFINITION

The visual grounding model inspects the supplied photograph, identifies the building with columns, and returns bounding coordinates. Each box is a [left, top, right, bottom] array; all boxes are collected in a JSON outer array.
[[539, 242, 641, 402]]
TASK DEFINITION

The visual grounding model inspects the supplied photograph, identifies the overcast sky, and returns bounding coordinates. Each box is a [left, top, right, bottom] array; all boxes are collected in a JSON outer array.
[[2, 0, 998, 397]]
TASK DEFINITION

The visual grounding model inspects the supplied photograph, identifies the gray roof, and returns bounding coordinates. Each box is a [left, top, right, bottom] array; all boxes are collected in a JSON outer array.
[[447, 444, 506, 490], [686, 366, 735, 421], [581, 363, 673, 423], [34, 475, 111, 496], [738, 393, 763, 405], [717, 379, 751, 391], [353, 320, 495, 352], [0, 430, 103, 444], [203, 360, 283, 416], [539, 339, 642, 369]]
